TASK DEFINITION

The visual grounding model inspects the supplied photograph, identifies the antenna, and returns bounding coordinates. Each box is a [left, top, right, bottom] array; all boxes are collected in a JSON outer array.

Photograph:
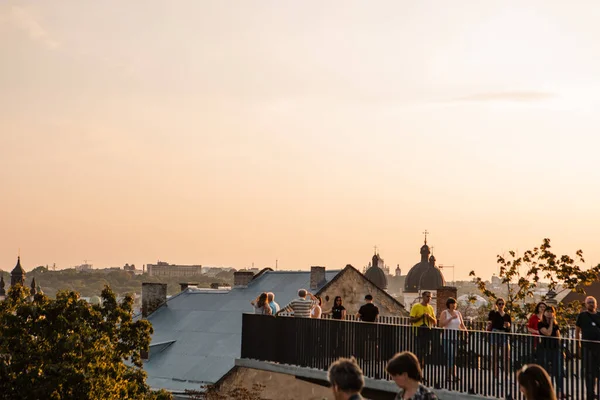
[[275, 259, 278, 271], [439, 264, 455, 285]]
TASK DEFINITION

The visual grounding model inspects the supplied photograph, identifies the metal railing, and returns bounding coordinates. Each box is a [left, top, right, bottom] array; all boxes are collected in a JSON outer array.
[[279, 312, 579, 338], [241, 314, 599, 399]]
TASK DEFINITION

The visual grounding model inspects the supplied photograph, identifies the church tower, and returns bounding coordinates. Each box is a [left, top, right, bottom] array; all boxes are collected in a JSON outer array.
[[11, 256, 26, 287]]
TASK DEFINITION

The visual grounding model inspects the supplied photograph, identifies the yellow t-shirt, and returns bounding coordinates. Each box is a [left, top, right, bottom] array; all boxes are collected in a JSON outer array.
[[410, 303, 435, 327]]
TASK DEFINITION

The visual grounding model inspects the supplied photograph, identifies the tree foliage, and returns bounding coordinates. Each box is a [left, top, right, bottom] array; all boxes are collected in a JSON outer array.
[[469, 238, 600, 324], [0, 269, 233, 298], [0, 285, 172, 400]]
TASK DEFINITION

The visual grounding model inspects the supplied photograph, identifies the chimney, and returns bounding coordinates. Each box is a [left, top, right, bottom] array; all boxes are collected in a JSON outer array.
[[310, 266, 326, 290], [233, 271, 254, 287], [435, 286, 458, 319], [142, 283, 167, 318], [210, 283, 220, 289], [179, 282, 199, 292]]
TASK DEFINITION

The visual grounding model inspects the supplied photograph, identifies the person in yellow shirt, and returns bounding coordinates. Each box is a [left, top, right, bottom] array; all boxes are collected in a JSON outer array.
[[410, 291, 437, 369]]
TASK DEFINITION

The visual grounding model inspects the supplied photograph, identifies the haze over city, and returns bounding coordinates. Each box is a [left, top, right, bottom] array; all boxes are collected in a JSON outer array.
[[2, 1, 599, 279]]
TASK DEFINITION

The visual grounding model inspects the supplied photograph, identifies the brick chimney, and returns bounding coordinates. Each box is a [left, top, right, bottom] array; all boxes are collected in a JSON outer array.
[[310, 266, 326, 290], [233, 271, 254, 287], [142, 283, 167, 318], [179, 282, 199, 291], [435, 286, 458, 319]]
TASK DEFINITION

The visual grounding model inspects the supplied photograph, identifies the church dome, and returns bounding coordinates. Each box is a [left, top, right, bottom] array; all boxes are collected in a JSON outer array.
[[365, 264, 388, 290], [404, 242, 445, 292]]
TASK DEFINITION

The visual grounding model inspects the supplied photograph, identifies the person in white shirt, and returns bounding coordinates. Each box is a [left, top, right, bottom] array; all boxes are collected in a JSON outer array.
[[311, 295, 322, 318], [439, 297, 467, 383]]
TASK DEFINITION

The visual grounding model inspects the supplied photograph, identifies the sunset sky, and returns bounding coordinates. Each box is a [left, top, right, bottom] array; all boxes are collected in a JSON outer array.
[[1, 1, 599, 279]]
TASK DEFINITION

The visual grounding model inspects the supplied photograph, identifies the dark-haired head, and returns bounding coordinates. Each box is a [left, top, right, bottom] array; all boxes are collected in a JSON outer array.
[[533, 302, 547, 315], [328, 357, 364, 396], [542, 305, 556, 325], [365, 294, 373, 301], [517, 364, 556, 400], [334, 296, 343, 305], [257, 292, 268, 308], [386, 351, 422, 383], [315, 295, 322, 306], [446, 297, 457, 308]]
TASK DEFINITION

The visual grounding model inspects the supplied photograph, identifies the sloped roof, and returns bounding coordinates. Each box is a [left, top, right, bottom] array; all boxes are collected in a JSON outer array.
[[316, 265, 405, 309], [143, 269, 339, 393]]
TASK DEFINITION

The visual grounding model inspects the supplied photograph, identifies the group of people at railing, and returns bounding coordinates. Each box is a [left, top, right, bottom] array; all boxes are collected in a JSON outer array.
[[326, 351, 559, 400], [250, 288, 600, 399]]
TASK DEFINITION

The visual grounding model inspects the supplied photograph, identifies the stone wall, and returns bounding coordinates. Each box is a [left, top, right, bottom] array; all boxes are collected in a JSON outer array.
[[217, 366, 331, 400], [318, 267, 407, 317], [141, 282, 167, 317]]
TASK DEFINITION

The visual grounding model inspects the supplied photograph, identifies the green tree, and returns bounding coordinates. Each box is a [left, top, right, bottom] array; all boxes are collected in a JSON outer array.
[[469, 238, 600, 325], [0, 285, 172, 400]]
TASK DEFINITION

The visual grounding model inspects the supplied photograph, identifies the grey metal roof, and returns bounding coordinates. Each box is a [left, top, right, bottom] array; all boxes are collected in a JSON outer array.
[[143, 269, 340, 392]]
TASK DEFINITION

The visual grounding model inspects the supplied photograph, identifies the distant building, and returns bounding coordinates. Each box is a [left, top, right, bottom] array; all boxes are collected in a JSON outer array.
[[123, 263, 143, 275], [403, 233, 455, 316], [364, 252, 388, 290], [75, 263, 93, 272], [146, 261, 202, 277]]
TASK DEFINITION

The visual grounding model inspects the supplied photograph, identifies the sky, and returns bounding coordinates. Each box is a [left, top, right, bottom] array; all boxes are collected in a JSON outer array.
[[1, 1, 599, 280]]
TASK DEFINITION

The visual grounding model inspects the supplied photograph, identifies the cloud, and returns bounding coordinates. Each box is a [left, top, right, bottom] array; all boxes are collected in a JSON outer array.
[[453, 91, 555, 103], [3, 5, 59, 49]]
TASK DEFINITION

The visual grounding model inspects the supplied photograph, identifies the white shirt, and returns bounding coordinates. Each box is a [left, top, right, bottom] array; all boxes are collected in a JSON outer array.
[[443, 309, 462, 330]]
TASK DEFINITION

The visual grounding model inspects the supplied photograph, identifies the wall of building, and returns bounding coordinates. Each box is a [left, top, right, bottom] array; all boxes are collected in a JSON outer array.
[[218, 366, 332, 400], [318, 267, 407, 317], [146, 264, 202, 277]]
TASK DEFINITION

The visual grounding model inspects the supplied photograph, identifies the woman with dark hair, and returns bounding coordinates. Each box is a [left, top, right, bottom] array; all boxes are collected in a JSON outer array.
[[527, 302, 547, 336], [323, 296, 347, 320], [439, 297, 467, 382], [487, 297, 511, 378], [386, 351, 438, 399], [537, 305, 564, 397], [517, 364, 556, 400], [250, 292, 272, 315]]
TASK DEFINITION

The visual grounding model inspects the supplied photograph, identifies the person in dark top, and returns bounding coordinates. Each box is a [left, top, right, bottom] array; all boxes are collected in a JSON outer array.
[[487, 298, 511, 378], [537, 305, 563, 396], [357, 294, 379, 323], [323, 296, 348, 357], [323, 296, 347, 320], [576, 296, 600, 399]]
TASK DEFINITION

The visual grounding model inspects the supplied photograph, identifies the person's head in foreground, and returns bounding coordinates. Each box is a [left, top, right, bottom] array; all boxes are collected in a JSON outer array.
[[517, 364, 556, 400], [386, 351, 422, 389], [328, 357, 364, 400]]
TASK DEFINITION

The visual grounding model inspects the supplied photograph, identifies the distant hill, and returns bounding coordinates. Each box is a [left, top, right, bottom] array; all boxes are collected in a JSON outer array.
[[0, 267, 233, 298]]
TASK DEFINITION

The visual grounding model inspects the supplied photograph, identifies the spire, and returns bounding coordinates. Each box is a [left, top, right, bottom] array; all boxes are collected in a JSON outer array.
[[31, 277, 37, 295], [0, 275, 5, 296], [11, 256, 26, 287], [422, 229, 429, 245]]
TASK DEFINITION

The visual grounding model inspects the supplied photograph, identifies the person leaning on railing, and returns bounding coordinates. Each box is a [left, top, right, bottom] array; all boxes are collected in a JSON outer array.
[[275, 289, 319, 318], [250, 292, 272, 315], [487, 297, 511, 379], [410, 291, 436, 370], [575, 295, 600, 399], [537, 305, 564, 398], [439, 297, 467, 383], [322, 296, 347, 320]]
